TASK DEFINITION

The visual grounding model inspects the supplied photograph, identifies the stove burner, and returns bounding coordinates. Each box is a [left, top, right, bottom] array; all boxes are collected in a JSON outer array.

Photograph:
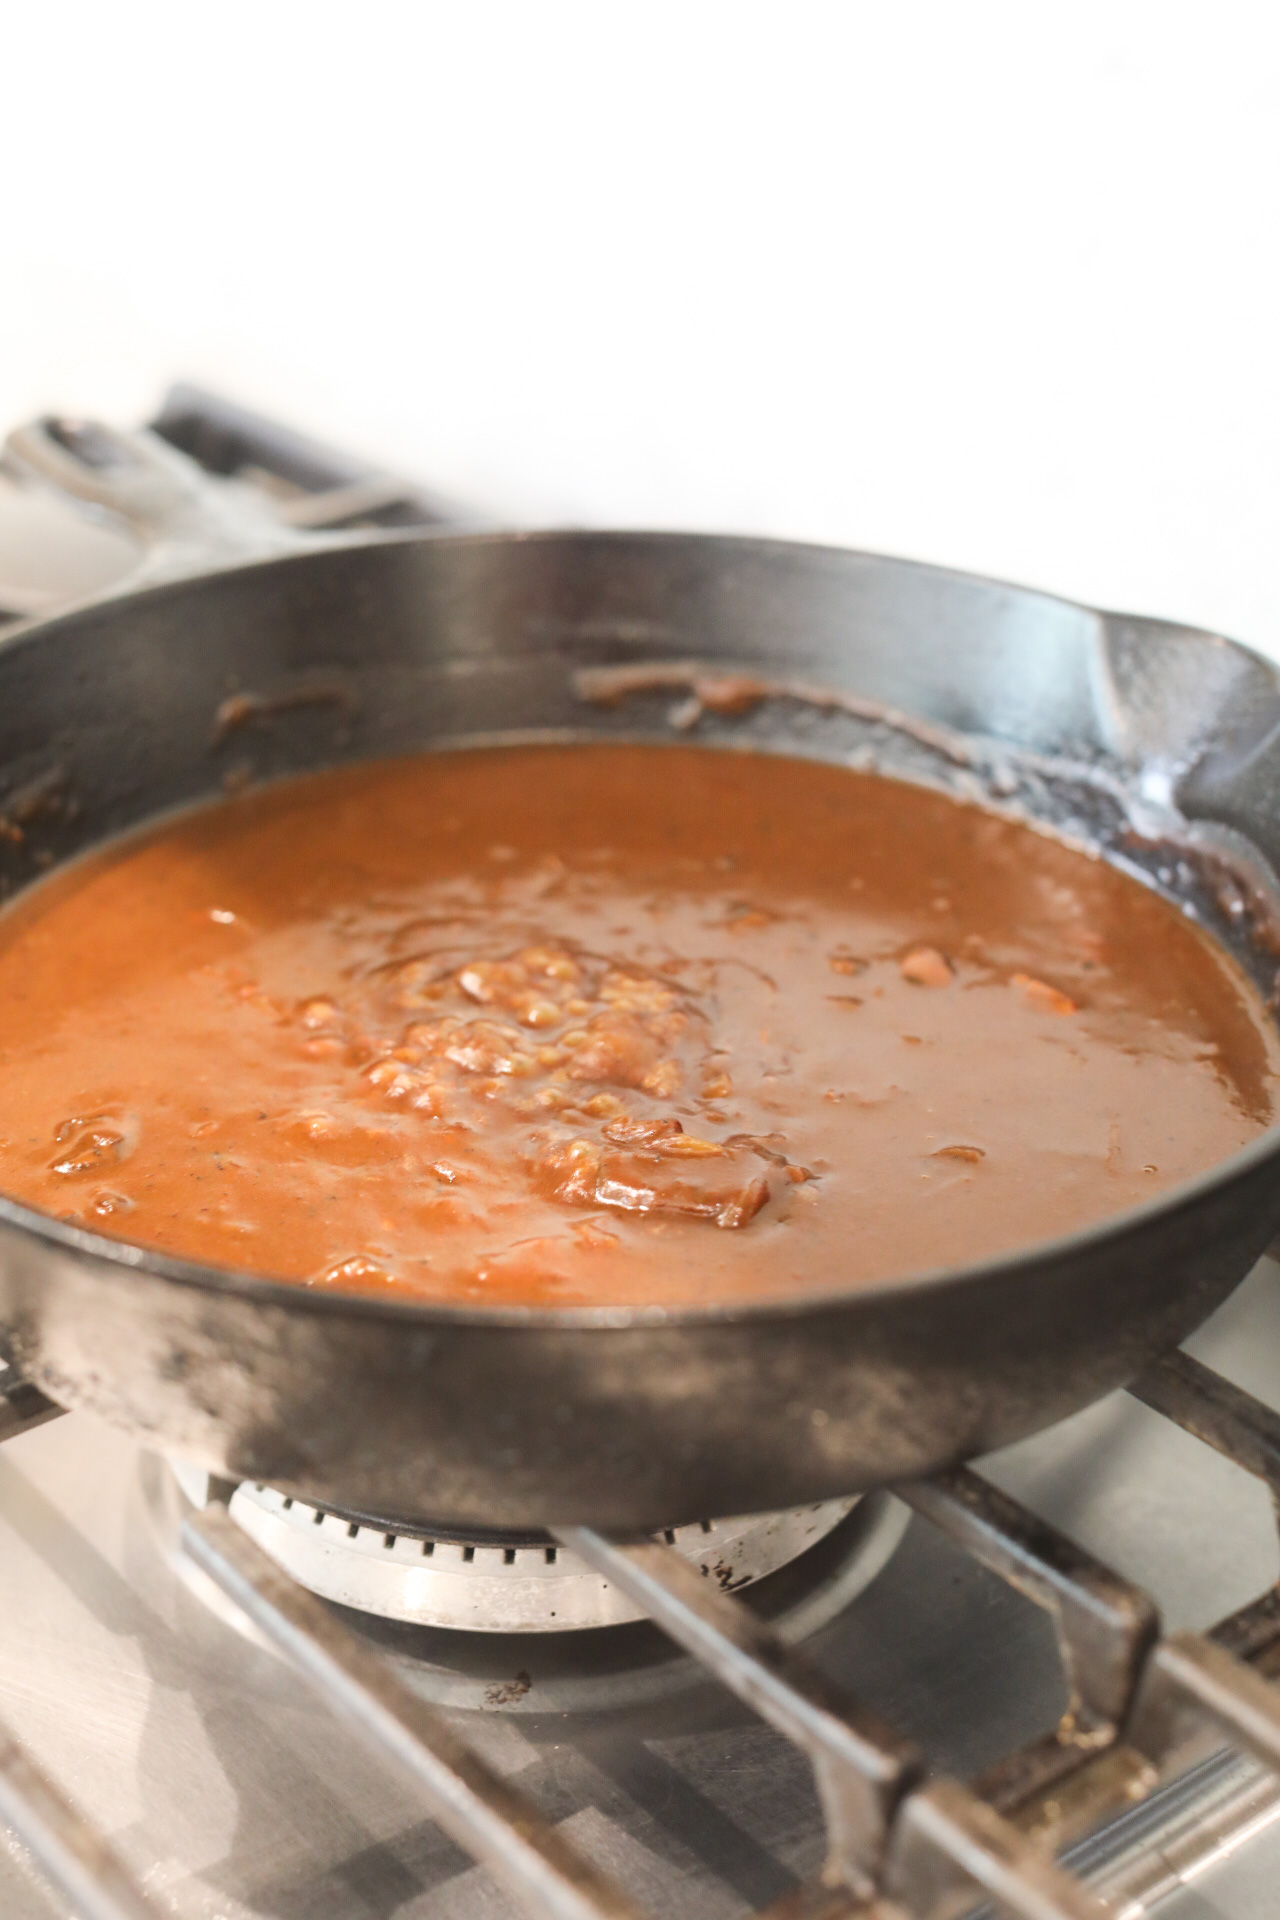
[[143, 1456, 910, 1711], [227, 1482, 859, 1632]]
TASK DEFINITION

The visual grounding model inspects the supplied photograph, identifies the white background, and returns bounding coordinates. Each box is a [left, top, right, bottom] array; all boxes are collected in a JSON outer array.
[[5, 2, 1280, 653]]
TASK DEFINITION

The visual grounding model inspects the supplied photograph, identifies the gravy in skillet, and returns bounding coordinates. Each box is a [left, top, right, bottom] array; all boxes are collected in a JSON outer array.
[[0, 744, 1274, 1307]]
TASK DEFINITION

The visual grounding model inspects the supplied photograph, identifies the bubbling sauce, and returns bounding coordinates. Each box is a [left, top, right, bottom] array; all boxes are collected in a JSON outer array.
[[0, 744, 1274, 1307]]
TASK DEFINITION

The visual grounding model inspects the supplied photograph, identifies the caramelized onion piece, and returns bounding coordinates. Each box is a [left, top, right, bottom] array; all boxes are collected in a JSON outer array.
[[536, 1136, 774, 1230], [900, 947, 953, 988], [1011, 972, 1077, 1016]]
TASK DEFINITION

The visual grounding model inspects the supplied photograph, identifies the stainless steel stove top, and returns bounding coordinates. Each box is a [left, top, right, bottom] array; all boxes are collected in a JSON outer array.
[[5, 392, 1280, 1919], [0, 1259, 1272, 1918]]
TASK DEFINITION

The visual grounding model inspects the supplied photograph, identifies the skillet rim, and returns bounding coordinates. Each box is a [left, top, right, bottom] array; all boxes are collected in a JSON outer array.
[[0, 523, 1275, 1332], [0, 519, 1127, 662]]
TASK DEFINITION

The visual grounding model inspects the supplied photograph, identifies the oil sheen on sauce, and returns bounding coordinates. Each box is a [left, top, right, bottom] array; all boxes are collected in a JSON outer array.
[[0, 744, 1274, 1309]]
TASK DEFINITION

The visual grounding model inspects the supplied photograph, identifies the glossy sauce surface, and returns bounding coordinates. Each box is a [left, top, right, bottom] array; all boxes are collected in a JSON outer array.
[[0, 744, 1274, 1307]]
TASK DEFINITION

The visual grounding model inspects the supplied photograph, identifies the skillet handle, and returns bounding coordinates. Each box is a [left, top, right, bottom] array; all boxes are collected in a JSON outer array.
[[3, 415, 341, 597]]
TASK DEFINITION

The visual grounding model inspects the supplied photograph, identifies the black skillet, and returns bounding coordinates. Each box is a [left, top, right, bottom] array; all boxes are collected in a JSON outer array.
[[0, 414, 1278, 1531]]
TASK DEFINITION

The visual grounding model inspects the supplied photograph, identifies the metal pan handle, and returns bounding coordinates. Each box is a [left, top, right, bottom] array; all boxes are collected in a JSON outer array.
[[3, 415, 340, 601]]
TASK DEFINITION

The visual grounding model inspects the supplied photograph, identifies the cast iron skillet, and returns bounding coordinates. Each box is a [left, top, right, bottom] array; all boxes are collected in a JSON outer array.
[[1, 416, 1279, 1533]]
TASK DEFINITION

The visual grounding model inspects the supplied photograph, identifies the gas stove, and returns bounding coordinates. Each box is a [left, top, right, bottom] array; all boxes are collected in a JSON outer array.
[[2, 392, 1280, 1919]]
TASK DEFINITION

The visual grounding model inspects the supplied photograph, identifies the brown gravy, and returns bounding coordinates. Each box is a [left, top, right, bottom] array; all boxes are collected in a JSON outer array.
[[0, 744, 1274, 1307]]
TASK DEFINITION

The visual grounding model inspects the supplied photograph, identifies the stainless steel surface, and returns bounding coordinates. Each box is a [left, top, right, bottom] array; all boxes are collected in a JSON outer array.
[[184, 1505, 641, 1920], [0, 1228, 1277, 1920], [0, 1378, 162, 1918], [227, 1485, 858, 1633], [1076, 1752, 1280, 1915], [0, 1718, 162, 1920]]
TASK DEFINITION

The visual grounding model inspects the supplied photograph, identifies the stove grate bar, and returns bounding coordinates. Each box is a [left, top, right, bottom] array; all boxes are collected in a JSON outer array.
[[1126, 1353, 1280, 1695], [898, 1469, 1161, 1823], [1129, 1632, 1280, 1779], [0, 1714, 163, 1920], [1129, 1349, 1280, 1495], [1112, 1353, 1280, 1805], [149, 383, 470, 530], [885, 1777, 1109, 1919], [183, 1502, 642, 1920], [558, 1524, 919, 1896], [899, 1468, 1159, 1732], [558, 1527, 1103, 1918]]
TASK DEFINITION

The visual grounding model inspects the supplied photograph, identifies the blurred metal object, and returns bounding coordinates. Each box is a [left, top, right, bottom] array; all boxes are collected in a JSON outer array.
[[0, 384, 464, 630], [150, 383, 477, 529], [0, 470, 138, 624]]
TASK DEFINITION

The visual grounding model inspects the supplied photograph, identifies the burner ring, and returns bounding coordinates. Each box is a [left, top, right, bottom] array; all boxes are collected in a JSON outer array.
[[226, 1481, 860, 1632]]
